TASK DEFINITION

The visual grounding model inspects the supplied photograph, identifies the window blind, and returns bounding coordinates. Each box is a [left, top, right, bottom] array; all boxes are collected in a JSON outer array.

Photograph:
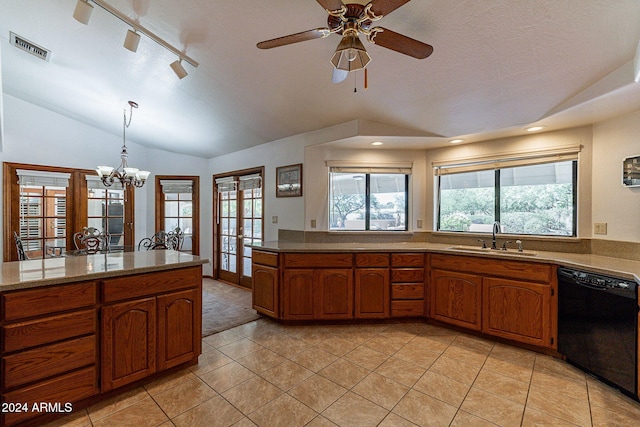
[[160, 179, 193, 194], [86, 175, 124, 190], [433, 145, 581, 176], [327, 161, 413, 175], [238, 174, 262, 191], [215, 177, 237, 192], [17, 169, 71, 188]]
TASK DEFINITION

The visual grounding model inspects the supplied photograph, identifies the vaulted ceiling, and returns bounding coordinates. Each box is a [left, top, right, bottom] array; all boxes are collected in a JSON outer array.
[[1, 0, 640, 158]]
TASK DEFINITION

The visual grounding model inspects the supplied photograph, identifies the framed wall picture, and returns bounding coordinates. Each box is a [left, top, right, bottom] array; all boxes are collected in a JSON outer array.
[[276, 163, 303, 197]]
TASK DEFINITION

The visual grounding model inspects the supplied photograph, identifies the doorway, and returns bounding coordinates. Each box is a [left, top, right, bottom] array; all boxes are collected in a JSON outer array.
[[214, 168, 264, 288]]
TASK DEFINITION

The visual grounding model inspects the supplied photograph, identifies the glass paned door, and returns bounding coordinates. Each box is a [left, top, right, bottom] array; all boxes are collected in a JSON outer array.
[[216, 171, 263, 288], [218, 187, 238, 283], [164, 191, 193, 253]]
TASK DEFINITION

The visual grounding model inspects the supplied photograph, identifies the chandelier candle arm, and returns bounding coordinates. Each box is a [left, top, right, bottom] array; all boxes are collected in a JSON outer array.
[[96, 101, 150, 188]]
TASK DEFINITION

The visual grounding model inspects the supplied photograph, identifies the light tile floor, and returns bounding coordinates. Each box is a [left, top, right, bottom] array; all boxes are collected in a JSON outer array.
[[47, 319, 640, 427]]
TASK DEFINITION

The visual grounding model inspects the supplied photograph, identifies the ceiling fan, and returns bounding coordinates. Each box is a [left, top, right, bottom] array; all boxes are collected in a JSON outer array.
[[257, 0, 433, 83]]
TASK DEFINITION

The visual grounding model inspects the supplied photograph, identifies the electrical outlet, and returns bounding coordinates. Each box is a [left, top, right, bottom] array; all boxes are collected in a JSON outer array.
[[417, 220, 423, 228], [272, 216, 278, 224], [594, 222, 607, 235], [311, 219, 317, 228]]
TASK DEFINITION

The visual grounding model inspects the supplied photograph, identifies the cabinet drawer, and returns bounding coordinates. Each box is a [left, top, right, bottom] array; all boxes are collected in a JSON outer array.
[[391, 284, 424, 300], [391, 268, 425, 283], [355, 253, 389, 267], [1, 366, 98, 426], [391, 253, 425, 267], [2, 309, 97, 353], [253, 250, 279, 267], [431, 254, 553, 283], [102, 266, 200, 302], [391, 300, 425, 317], [284, 253, 353, 268], [1, 282, 97, 321], [2, 335, 96, 389]]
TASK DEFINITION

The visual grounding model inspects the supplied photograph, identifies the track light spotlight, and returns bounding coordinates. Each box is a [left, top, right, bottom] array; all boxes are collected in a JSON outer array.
[[124, 29, 140, 52], [170, 59, 188, 79], [73, 0, 94, 25]]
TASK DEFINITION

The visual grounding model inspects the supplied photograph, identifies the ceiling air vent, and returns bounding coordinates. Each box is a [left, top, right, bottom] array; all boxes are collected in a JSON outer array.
[[10, 32, 51, 62]]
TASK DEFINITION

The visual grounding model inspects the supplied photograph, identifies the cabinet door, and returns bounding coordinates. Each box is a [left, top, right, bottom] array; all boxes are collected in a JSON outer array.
[[283, 270, 315, 320], [431, 270, 482, 330], [101, 297, 156, 392], [355, 268, 389, 319], [253, 264, 279, 317], [317, 269, 353, 319], [483, 277, 551, 347], [157, 289, 200, 371]]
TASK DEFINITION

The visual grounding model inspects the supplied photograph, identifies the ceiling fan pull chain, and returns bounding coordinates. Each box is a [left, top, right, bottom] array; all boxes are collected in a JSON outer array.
[[364, 68, 368, 90], [354, 71, 357, 93]]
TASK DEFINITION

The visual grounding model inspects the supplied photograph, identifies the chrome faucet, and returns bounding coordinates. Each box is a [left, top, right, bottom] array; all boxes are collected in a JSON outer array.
[[492, 221, 501, 249]]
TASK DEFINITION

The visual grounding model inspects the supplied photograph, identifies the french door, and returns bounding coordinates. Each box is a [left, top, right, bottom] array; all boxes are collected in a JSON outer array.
[[215, 168, 263, 288]]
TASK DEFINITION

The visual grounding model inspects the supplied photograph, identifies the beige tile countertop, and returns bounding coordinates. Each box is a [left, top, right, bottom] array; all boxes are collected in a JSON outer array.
[[251, 241, 640, 283], [0, 250, 209, 292]]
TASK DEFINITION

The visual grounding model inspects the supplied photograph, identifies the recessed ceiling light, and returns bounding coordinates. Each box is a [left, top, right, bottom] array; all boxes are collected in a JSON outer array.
[[526, 126, 544, 132], [449, 139, 464, 144], [371, 141, 383, 146]]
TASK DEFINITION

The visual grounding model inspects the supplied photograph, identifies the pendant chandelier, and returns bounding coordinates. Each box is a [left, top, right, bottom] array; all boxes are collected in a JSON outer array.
[[96, 101, 150, 188]]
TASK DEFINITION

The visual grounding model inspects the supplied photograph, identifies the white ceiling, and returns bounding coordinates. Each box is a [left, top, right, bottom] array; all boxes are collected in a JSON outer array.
[[1, 0, 640, 158]]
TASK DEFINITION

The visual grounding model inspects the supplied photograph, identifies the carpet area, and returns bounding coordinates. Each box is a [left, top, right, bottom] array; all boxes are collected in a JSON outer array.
[[202, 278, 262, 337]]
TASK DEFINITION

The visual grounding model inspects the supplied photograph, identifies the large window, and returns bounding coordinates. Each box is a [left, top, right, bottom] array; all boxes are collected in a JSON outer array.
[[329, 168, 409, 231], [4, 163, 135, 261], [437, 159, 577, 236]]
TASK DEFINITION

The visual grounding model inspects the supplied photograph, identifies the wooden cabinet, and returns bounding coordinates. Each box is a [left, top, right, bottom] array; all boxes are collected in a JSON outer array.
[[252, 250, 279, 317], [429, 253, 557, 349], [158, 289, 201, 371], [483, 277, 551, 347], [354, 253, 389, 319], [0, 281, 99, 427], [431, 269, 482, 330], [101, 267, 201, 392], [102, 297, 157, 392], [283, 269, 353, 320], [390, 253, 426, 317]]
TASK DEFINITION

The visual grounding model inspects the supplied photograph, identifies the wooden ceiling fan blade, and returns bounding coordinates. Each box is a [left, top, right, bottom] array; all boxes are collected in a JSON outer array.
[[369, 27, 433, 59], [316, 0, 344, 12], [257, 28, 331, 49], [368, 0, 411, 17]]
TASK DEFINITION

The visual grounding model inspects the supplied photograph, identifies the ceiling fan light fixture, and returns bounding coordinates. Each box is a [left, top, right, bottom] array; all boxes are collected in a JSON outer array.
[[73, 0, 94, 25], [170, 59, 188, 79], [331, 31, 371, 72], [123, 29, 141, 52]]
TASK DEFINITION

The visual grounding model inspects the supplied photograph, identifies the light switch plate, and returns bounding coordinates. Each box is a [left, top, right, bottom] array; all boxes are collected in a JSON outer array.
[[311, 219, 317, 228], [272, 216, 278, 224], [594, 222, 607, 235]]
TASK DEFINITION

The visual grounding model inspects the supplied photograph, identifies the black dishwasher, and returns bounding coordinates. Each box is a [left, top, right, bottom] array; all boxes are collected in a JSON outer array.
[[558, 267, 638, 399]]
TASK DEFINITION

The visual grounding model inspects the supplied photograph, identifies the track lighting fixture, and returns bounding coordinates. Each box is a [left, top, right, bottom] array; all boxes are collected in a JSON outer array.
[[72, 0, 198, 78], [170, 59, 188, 79], [73, 0, 94, 25], [123, 29, 140, 52]]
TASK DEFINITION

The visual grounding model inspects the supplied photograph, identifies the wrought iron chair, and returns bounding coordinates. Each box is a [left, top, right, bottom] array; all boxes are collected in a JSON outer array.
[[73, 227, 109, 254], [165, 227, 184, 251], [13, 231, 28, 261], [137, 237, 169, 250]]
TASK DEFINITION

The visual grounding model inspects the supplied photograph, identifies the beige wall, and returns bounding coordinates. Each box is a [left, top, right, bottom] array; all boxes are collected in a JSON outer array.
[[592, 110, 640, 242]]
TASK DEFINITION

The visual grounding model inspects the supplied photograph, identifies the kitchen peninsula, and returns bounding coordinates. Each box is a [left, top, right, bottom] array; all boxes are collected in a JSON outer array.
[[0, 250, 207, 427]]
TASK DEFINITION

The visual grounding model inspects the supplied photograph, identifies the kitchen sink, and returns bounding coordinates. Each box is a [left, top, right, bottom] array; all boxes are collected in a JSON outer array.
[[446, 245, 538, 257]]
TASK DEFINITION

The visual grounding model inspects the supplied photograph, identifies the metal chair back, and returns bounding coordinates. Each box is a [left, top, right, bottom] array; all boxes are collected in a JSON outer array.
[[13, 231, 28, 261], [73, 227, 109, 254]]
